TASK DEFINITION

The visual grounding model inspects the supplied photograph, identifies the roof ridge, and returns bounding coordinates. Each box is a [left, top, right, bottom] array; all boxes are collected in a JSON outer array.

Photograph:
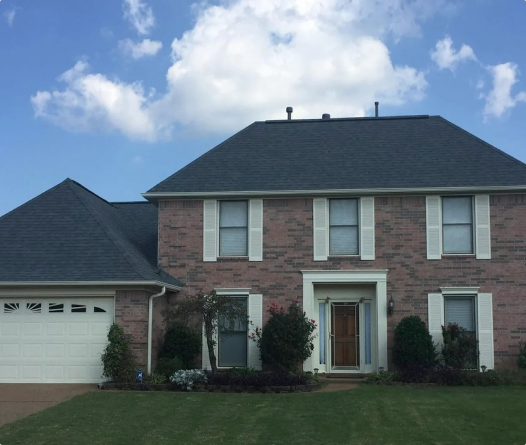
[[66, 178, 116, 208], [146, 122, 260, 193], [436, 116, 526, 172], [66, 180, 151, 281], [111, 201, 151, 205], [0, 179, 68, 221], [264, 115, 430, 124]]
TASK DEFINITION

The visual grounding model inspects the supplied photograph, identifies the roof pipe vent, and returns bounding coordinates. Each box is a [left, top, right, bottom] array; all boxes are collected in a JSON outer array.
[[322, 113, 330, 120], [375, 101, 379, 117], [286, 106, 293, 120]]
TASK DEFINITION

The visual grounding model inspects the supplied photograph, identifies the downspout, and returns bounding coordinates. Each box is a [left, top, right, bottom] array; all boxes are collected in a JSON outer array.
[[147, 286, 166, 374]]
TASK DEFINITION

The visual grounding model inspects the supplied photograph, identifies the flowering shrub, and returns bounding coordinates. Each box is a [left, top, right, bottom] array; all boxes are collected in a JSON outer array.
[[170, 369, 208, 391], [441, 323, 479, 369], [250, 300, 317, 372]]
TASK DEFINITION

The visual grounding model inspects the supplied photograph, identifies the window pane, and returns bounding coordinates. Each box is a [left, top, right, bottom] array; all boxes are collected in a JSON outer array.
[[330, 226, 358, 255], [445, 298, 475, 332], [220, 201, 248, 227], [330, 199, 358, 225], [443, 197, 472, 224], [218, 332, 247, 367], [219, 299, 247, 331], [443, 225, 473, 253], [220, 227, 247, 256]]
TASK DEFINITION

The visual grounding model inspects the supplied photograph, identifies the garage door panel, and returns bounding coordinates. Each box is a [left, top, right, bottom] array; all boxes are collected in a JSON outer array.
[[0, 297, 114, 383]]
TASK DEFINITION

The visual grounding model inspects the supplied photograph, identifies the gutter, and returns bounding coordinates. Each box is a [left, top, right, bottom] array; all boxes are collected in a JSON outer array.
[[0, 281, 182, 292], [142, 185, 526, 200], [148, 286, 166, 374]]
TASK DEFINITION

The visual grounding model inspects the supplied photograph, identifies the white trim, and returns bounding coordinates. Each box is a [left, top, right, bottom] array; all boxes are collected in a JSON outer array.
[[0, 288, 117, 297], [440, 287, 480, 295], [147, 286, 166, 374], [301, 270, 388, 373], [215, 288, 251, 296], [143, 185, 526, 200], [0, 281, 181, 291]]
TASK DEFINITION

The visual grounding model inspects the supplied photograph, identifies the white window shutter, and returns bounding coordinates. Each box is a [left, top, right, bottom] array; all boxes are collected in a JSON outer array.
[[313, 198, 328, 261], [475, 195, 491, 260], [360, 197, 375, 260], [426, 196, 442, 260], [428, 293, 444, 349], [249, 199, 263, 261], [248, 294, 263, 370], [202, 324, 212, 370], [477, 293, 494, 370], [203, 200, 217, 262]]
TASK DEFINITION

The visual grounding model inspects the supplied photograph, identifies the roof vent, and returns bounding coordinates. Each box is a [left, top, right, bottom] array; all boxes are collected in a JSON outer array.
[[322, 113, 330, 120], [286, 106, 293, 120], [375, 101, 379, 117]]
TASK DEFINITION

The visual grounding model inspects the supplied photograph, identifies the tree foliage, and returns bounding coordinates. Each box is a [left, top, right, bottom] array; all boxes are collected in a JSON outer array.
[[101, 323, 137, 382], [392, 316, 437, 370]]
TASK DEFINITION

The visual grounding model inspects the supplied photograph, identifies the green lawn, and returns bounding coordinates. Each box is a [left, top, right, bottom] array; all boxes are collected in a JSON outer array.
[[1, 385, 525, 445]]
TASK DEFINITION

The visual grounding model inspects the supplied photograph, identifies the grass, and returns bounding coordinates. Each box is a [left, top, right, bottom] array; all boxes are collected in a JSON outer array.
[[1, 385, 525, 445]]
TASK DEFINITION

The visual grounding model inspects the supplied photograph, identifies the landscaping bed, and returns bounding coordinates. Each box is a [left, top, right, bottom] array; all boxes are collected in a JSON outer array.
[[101, 381, 320, 392]]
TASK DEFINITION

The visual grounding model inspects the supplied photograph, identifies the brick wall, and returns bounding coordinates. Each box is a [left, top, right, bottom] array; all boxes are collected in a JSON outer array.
[[158, 195, 526, 369]]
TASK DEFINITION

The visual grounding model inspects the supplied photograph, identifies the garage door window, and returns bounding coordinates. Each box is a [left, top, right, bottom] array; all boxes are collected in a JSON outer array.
[[27, 303, 41, 313], [71, 304, 87, 313], [49, 303, 64, 313], [4, 303, 20, 314]]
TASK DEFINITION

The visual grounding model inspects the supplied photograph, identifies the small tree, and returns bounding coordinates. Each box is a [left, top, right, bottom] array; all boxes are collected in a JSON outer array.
[[392, 316, 437, 370], [252, 301, 317, 373], [101, 323, 137, 382], [518, 343, 526, 370], [167, 290, 248, 375], [160, 323, 201, 369]]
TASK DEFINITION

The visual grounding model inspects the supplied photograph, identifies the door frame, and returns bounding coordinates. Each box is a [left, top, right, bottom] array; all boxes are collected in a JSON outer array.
[[301, 270, 388, 374]]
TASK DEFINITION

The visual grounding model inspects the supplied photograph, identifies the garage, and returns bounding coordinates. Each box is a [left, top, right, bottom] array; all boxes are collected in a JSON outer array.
[[0, 298, 113, 383]]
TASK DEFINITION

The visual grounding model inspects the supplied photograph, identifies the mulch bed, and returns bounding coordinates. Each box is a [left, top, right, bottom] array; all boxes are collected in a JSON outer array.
[[101, 382, 321, 393]]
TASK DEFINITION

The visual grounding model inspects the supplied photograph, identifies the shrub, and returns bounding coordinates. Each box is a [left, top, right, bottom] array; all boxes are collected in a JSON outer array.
[[365, 370, 399, 385], [101, 323, 137, 382], [207, 370, 309, 387], [251, 301, 317, 372], [392, 316, 437, 370], [160, 324, 201, 369], [517, 343, 526, 369], [441, 323, 479, 369], [170, 369, 208, 391], [230, 367, 258, 377], [143, 373, 167, 384], [156, 356, 185, 378]]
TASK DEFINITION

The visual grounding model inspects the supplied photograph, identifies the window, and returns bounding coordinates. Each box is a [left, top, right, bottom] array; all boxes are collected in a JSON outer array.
[[329, 199, 359, 255], [444, 296, 477, 368], [218, 297, 248, 367], [313, 197, 375, 261], [49, 303, 64, 313], [219, 201, 248, 257], [203, 200, 263, 262], [71, 304, 87, 313], [442, 197, 473, 254]]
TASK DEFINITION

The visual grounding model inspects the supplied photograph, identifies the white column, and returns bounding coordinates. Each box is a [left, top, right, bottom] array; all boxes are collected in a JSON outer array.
[[376, 279, 388, 371]]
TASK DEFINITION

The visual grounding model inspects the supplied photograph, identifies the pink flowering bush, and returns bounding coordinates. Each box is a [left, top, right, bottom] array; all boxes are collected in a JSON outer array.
[[250, 300, 317, 373]]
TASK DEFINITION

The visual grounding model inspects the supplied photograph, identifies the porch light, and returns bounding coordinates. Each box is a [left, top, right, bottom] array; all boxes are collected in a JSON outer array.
[[388, 295, 395, 316]]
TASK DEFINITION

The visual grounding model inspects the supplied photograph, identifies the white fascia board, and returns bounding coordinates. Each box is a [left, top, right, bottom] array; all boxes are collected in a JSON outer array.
[[215, 288, 251, 295], [0, 281, 182, 292], [440, 287, 480, 295], [301, 270, 389, 284], [143, 185, 526, 200]]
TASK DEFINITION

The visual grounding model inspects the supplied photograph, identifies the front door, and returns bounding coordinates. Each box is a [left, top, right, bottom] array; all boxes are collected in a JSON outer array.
[[331, 303, 359, 368]]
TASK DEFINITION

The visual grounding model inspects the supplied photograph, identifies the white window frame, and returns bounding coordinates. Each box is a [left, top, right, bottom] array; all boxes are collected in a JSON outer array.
[[442, 196, 474, 255], [426, 195, 491, 260], [428, 288, 494, 371], [313, 197, 375, 261], [203, 200, 263, 262], [219, 200, 249, 257], [328, 198, 360, 256], [201, 289, 262, 370]]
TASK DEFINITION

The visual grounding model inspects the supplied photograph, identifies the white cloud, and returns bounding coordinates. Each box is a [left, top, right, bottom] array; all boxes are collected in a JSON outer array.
[[123, 0, 155, 35], [32, 0, 454, 141], [119, 38, 163, 59], [4, 8, 16, 27], [483, 63, 526, 119], [431, 36, 476, 71], [31, 61, 158, 141]]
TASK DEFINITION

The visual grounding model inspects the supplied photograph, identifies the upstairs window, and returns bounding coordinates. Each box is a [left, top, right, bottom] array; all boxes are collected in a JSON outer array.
[[329, 199, 359, 255], [442, 197, 473, 254], [219, 201, 248, 256]]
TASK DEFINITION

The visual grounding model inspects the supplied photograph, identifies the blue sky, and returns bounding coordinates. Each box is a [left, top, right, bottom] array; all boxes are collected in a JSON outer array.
[[1, 0, 526, 216]]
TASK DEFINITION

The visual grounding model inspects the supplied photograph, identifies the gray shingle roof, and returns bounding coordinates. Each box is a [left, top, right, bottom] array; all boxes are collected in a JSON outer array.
[[147, 115, 526, 194], [0, 179, 181, 287]]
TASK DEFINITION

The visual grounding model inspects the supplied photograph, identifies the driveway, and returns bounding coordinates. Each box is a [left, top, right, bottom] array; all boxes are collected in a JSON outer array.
[[0, 384, 94, 428]]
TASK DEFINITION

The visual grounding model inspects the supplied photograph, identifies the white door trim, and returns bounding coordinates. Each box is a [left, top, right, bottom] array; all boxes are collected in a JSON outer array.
[[301, 270, 388, 373]]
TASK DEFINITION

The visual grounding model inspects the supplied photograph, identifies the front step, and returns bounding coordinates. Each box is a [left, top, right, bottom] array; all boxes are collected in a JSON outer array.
[[324, 373, 367, 379], [319, 374, 367, 384]]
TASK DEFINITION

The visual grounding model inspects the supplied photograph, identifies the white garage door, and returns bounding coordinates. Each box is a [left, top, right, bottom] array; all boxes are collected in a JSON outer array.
[[0, 298, 114, 383]]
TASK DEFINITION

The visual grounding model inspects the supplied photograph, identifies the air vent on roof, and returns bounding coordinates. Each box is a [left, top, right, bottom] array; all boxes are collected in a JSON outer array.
[[375, 101, 379, 117], [286, 106, 293, 120], [322, 114, 330, 120]]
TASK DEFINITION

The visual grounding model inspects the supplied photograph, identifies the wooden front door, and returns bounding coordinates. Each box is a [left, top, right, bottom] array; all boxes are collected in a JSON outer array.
[[331, 304, 359, 367]]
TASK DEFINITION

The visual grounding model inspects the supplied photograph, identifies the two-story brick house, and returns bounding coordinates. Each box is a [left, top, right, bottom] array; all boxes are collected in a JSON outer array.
[[144, 113, 526, 374], [1, 112, 525, 383]]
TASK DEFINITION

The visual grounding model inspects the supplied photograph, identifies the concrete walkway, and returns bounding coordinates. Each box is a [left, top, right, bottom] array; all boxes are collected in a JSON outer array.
[[0, 384, 94, 428]]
